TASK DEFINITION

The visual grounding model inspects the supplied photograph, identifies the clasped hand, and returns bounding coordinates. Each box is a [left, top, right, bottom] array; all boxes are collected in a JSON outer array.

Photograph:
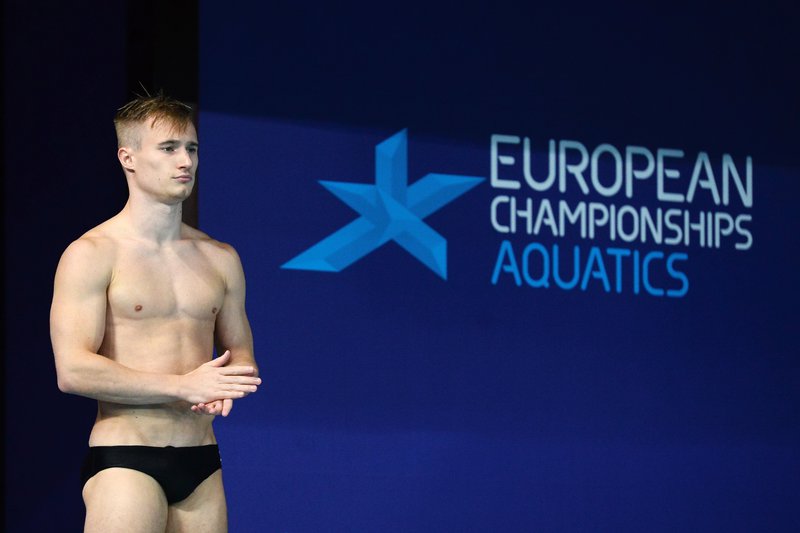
[[182, 350, 260, 417]]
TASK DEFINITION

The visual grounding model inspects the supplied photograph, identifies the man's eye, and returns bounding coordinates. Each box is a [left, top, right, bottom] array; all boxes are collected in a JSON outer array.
[[187, 147, 198, 154], [161, 146, 176, 152]]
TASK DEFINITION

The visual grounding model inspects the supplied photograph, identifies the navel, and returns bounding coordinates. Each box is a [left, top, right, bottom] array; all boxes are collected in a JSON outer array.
[[212, 307, 218, 314], [134, 304, 143, 312]]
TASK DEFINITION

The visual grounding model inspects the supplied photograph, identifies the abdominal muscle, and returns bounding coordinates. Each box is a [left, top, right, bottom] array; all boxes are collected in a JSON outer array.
[[88, 315, 218, 447]]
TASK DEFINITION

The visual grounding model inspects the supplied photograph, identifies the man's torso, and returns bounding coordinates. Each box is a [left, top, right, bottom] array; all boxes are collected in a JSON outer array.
[[86, 218, 229, 447]]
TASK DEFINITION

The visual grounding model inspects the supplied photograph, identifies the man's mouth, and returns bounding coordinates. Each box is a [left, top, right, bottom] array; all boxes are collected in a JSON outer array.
[[174, 175, 193, 183]]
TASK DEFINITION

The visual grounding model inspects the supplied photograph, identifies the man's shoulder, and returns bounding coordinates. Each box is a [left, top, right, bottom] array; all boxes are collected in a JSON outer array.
[[73, 215, 127, 244], [185, 228, 246, 286], [64, 223, 116, 256], [57, 241, 111, 278], [55, 228, 117, 285], [183, 224, 240, 262], [61, 220, 120, 258]]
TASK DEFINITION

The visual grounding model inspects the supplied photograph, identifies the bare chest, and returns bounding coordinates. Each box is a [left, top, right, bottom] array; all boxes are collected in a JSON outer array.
[[107, 245, 224, 321]]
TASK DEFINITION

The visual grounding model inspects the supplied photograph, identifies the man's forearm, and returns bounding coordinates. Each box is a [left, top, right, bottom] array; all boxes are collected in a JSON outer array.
[[56, 349, 182, 404]]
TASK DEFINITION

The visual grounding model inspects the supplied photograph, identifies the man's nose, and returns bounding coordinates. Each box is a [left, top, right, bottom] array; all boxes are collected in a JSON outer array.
[[178, 148, 194, 168]]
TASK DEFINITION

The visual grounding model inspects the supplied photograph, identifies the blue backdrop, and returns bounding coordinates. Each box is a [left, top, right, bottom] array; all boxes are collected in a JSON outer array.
[[198, 3, 798, 531]]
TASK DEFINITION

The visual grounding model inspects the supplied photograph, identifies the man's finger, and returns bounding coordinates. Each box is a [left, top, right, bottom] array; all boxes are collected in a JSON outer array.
[[222, 375, 261, 385], [207, 350, 231, 367], [220, 365, 258, 376], [221, 398, 233, 417]]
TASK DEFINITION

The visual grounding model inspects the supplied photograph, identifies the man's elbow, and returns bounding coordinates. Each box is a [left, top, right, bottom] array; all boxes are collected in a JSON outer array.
[[54, 355, 82, 394], [56, 367, 78, 394], [245, 353, 260, 377]]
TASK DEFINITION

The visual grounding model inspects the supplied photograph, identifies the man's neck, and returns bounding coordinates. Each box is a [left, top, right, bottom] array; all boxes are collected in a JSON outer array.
[[120, 195, 184, 243]]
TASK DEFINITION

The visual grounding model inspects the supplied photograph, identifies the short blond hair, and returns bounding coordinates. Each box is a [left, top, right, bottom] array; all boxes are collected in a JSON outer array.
[[114, 94, 195, 148]]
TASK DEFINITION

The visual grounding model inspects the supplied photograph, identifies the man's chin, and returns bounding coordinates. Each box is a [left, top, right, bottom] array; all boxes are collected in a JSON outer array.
[[174, 187, 195, 202]]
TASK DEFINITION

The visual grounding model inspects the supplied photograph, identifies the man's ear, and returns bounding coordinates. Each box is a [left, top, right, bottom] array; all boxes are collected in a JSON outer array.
[[118, 146, 135, 174]]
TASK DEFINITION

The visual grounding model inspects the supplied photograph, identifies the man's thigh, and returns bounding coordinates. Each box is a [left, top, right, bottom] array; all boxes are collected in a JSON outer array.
[[83, 467, 168, 533], [166, 469, 227, 533]]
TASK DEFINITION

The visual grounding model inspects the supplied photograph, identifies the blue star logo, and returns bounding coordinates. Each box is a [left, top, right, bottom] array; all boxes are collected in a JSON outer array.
[[282, 130, 484, 279]]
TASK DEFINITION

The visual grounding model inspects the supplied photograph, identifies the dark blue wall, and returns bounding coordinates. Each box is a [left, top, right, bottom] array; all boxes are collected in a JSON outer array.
[[199, 2, 798, 532]]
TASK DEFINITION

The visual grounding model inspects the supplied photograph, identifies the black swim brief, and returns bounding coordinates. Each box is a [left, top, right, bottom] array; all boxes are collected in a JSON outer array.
[[80, 444, 222, 504]]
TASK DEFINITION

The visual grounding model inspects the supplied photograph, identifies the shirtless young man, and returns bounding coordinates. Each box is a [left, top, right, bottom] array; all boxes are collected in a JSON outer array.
[[50, 95, 261, 532]]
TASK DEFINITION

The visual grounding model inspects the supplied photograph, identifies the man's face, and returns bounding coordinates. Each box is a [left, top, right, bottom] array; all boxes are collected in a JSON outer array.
[[125, 118, 199, 204]]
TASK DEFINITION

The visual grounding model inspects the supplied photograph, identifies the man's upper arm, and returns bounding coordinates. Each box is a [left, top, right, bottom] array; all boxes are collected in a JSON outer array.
[[214, 243, 257, 372], [50, 239, 110, 388]]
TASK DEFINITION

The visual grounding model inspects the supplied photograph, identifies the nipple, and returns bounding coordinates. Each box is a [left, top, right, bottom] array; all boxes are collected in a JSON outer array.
[[134, 304, 143, 312]]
